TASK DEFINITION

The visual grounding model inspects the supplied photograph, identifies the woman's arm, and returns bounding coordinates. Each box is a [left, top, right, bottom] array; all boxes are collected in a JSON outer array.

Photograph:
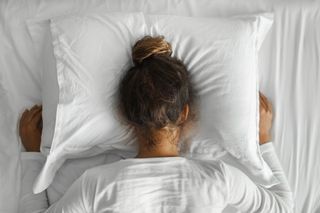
[[19, 154, 89, 213], [19, 105, 89, 213], [224, 93, 293, 212], [43, 173, 89, 213], [19, 152, 48, 213], [19, 105, 48, 212], [224, 143, 293, 212]]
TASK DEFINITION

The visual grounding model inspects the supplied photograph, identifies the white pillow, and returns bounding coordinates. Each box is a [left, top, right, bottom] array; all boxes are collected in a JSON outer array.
[[147, 14, 275, 184], [26, 0, 271, 155], [32, 12, 145, 193], [32, 12, 275, 193]]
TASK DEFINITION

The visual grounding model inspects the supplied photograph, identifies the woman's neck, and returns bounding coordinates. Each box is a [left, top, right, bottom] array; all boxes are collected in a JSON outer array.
[[136, 131, 180, 158], [136, 144, 179, 158]]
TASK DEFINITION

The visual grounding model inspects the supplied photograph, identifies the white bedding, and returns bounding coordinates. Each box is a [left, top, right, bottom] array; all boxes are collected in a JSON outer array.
[[1, 0, 320, 212]]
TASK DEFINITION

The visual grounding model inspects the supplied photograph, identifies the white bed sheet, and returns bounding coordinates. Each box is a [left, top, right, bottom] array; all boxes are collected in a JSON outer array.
[[259, 3, 320, 212], [1, 0, 320, 212]]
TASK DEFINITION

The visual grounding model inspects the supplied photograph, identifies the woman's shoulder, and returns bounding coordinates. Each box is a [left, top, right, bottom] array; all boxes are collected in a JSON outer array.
[[187, 158, 238, 181], [188, 158, 226, 170], [82, 160, 127, 183]]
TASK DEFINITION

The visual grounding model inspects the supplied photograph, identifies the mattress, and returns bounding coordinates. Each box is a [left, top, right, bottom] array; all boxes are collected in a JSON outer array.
[[0, 0, 320, 212]]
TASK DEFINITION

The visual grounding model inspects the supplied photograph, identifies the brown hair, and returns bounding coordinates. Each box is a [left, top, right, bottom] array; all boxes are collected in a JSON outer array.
[[119, 36, 196, 149]]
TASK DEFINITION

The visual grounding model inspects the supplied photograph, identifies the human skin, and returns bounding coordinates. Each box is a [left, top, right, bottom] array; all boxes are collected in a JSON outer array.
[[259, 92, 273, 145], [19, 105, 42, 152]]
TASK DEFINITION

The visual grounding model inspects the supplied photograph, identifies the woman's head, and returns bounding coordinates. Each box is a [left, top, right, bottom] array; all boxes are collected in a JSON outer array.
[[119, 36, 196, 149]]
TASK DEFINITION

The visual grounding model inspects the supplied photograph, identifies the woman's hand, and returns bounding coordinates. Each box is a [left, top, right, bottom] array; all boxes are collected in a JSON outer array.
[[19, 105, 42, 152], [259, 92, 273, 145]]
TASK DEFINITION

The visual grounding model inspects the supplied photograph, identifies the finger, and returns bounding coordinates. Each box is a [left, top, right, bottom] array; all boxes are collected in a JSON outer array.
[[31, 109, 42, 124], [24, 105, 39, 122], [260, 92, 267, 103], [259, 91, 267, 103], [260, 91, 268, 99], [29, 107, 42, 121], [30, 105, 39, 112], [31, 107, 42, 120], [260, 93, 270, 111], [261, 94, 272, 112], [259, 93, 268, 110], [261, 93, 269, 106], [31, 110, 42, 126], [267, 100, 273, 113]]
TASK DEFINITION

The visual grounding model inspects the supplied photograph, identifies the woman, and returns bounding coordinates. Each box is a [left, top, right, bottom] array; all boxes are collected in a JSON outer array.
[[19, 36, 293, 212]]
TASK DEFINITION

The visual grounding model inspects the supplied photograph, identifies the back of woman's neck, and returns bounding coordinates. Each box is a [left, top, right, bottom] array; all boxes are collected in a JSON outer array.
[[136, 139, 179, 158], [136, 150, 178, 158]]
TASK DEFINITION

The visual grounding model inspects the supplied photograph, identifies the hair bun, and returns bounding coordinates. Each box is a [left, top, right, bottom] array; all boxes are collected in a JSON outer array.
[[132, 36, 172, 65]]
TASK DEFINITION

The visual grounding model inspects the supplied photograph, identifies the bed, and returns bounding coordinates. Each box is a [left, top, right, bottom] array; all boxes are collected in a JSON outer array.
[[0, 0, 320, 212]]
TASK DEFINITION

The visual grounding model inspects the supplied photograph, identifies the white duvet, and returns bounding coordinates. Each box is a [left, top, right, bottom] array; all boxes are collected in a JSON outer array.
[[1, 0, 320, 212]]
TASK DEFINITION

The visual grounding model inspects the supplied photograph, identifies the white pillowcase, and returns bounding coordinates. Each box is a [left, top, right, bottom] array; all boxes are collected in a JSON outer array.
[[26, 0, 271, 155], [31, 12, 275, 193], [32, 13, 146, 193], [27, 19, 59, 156], [147, 14, 275, 185]]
